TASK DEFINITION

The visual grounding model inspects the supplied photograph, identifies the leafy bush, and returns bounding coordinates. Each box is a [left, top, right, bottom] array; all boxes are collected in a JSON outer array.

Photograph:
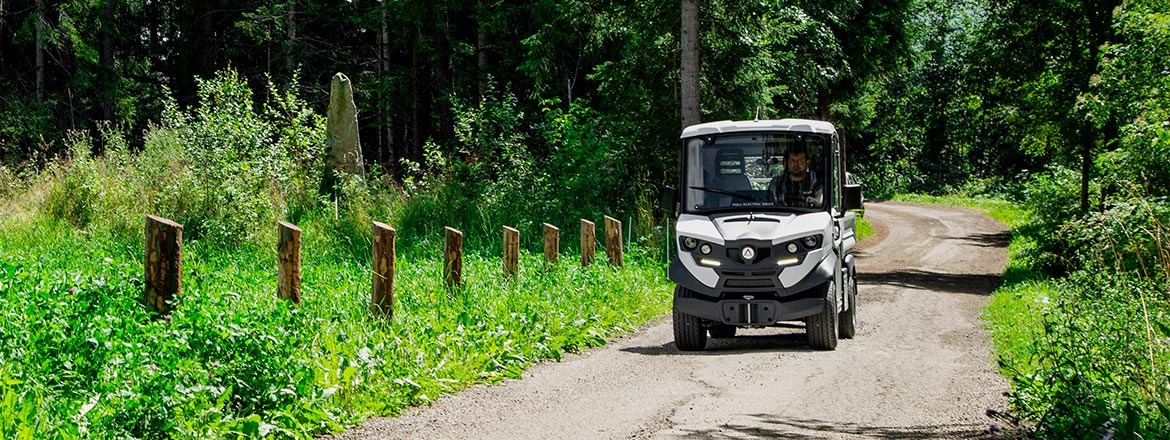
[[988, 196, 1170, 438], [154, 69, 327, 245], [1007, 269, 1170, 439], [397, 88, 635, 254], [28, 68, 328, 247]]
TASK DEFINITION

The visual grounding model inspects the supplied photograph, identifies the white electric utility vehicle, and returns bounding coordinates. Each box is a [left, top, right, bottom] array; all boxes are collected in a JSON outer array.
[[663, 119, 864, 350]]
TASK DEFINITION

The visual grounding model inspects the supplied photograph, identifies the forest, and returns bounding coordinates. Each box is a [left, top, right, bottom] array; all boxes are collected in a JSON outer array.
[[1, 0, 1169, 438]]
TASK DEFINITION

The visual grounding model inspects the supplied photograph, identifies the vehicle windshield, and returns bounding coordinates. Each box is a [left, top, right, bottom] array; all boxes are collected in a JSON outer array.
[[682, 132, 830, 213]]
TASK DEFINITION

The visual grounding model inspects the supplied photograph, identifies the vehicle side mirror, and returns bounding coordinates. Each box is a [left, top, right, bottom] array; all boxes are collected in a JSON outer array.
[[843, 184, 863, 212], [661, 186, 678, 215]]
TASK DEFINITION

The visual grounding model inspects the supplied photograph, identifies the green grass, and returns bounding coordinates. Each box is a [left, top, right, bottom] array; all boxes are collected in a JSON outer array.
[[0, 212, 671, 438], [891, 194, 1028, 228], [855, 215, 874, 242]]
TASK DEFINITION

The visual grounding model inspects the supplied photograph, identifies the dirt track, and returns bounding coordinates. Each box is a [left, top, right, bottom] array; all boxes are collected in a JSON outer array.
[[329, 201, 1012, 439]]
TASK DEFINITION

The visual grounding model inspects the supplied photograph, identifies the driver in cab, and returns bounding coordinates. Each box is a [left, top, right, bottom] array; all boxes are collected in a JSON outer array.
[[769, 148, 823, 208]]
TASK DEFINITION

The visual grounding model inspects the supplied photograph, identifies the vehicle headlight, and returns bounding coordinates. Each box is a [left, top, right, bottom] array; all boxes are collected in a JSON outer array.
[[699, 243, 712, 255], [786, 242, 798, 254], [802, 235, 820, 249], [682, 237, 698, 250]]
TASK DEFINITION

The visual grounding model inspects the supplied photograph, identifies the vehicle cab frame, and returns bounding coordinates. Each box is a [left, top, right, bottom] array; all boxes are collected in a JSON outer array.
[[664, 119, 863, 350]]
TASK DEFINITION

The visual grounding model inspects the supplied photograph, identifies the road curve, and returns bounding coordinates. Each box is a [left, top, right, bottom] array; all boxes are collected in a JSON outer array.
[[327, 201, 1012, 439]]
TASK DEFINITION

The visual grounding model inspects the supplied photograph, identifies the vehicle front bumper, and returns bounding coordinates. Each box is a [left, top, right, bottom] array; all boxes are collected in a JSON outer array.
[[674, 295, 824, 326]]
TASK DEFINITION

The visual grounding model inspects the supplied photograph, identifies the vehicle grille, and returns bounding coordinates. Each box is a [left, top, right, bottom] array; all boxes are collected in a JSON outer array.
[[724, 278, 776, 288]]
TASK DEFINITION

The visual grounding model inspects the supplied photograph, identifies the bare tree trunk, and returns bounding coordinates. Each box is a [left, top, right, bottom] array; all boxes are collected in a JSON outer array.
[[286, 0, 296, 73], [36, 0, 45, 103], [432, 1, 452, 143], [411, 27, 422, 161], [381, 0, 394, 169], [680, 0, 700, 130], [817, 89, 831, 121], [101, 1, 115, 123], [1080, 137, 1091, 213], [477, 0, 487, 103]]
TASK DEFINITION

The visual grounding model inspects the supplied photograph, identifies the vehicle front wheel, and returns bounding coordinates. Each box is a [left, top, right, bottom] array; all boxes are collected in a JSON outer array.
[[673, 286, 708, 351], [806, 280, 839, 350], [839, 270, 858, 339]]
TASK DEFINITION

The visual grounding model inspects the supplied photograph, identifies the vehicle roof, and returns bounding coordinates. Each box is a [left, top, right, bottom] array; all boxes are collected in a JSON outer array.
[[680, 119, 837, 138]]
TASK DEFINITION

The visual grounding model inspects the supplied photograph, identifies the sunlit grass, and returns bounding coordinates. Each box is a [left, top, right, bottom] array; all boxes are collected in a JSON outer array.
[[0, 212, 671, 438], [892, 193, 1028, 228]]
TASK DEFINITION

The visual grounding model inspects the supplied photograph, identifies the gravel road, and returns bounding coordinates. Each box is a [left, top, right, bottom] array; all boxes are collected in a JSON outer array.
[[328, 201, 1013, 439]]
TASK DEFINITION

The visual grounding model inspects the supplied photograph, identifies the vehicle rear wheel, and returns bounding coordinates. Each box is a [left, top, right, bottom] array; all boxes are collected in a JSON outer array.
[[839, 271, 858, 339], [806, 280, 839, 350], [708, 325, 736, 339], [673, 286, 708, 351]]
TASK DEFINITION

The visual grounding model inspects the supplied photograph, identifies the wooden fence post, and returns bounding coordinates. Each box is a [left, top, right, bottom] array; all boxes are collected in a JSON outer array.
[[604, 216, 623, 268], [543, 223, 559, 267], [580, 219, 595, 267], [144, 215, 183, 316], [277, 222, 302, 304], [503, 226, 519, 278], [371, 222, 396, 317], [444, 227, 464, 288]]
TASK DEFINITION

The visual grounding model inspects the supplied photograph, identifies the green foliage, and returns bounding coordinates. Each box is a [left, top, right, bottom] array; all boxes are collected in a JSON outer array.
[[398, 87, 637, 254], [0, 97, 55, 166], [28, 68, 328, 246], [0, 72, 674, 438], [974, 194, 1170, 438], [0, 212, 670, 439], [1007, 270, 1170, 439]]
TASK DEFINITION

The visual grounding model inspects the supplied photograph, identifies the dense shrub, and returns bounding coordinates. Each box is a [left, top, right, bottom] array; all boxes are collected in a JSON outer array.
[[1008, 271, 1170, 438], [30, 69, 328, 247], [397, 87, 634, 253]]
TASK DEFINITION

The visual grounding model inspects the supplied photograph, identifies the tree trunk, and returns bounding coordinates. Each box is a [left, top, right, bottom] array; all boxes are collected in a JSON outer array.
[[817, 89, 831, 121], [101, 1, 115, 124], [380, 0, 394, 169], [411, 26, 423, 161], [477, 0, 487, 104], [1080, 139, 1091, 213], [680, 0, 699, 130], [36, 0, 45, 103], [286, 0, 296, 74], [432, 1, 453, 144]]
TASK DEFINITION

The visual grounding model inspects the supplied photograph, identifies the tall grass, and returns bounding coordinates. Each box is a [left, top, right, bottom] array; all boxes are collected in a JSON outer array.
[[0, 213, 670, 438], [0, 70, 673, 438]]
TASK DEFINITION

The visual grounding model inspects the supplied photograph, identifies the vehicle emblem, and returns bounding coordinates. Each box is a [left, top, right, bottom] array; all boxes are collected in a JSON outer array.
[[741, 246, 756, 261]]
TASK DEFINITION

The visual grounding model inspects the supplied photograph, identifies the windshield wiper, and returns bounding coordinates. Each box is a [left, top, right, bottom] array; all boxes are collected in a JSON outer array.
[[689, 186, 754, 201]]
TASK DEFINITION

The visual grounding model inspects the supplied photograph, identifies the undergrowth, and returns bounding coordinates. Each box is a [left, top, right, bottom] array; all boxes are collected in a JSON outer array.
[[0, 69, 672, 438], [905, 193, 1170, 438], [0, 207, 670, 439]]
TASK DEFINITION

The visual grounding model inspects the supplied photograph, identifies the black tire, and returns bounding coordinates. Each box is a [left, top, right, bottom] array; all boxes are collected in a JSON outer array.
[[673, 286, 708, 351], [839, 270, 858, 339], [708, 325, 736, 339], [806, 280, 839, 350]]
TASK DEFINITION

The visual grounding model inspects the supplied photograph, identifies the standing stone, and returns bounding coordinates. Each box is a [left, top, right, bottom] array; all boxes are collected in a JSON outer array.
[[323, 72, 365, 196]]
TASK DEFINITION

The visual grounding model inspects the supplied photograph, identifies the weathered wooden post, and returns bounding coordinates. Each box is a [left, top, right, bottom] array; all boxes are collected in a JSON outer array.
[[277, 222, 302, 304], [144, 215, 182, 316], [444, 227, 464, 288], [503, 226, 520, 278], [604, 216, 623, 268], [371, 222, 396, 317], [580, 219, 596, 267], [543, 223, 560, 267]]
